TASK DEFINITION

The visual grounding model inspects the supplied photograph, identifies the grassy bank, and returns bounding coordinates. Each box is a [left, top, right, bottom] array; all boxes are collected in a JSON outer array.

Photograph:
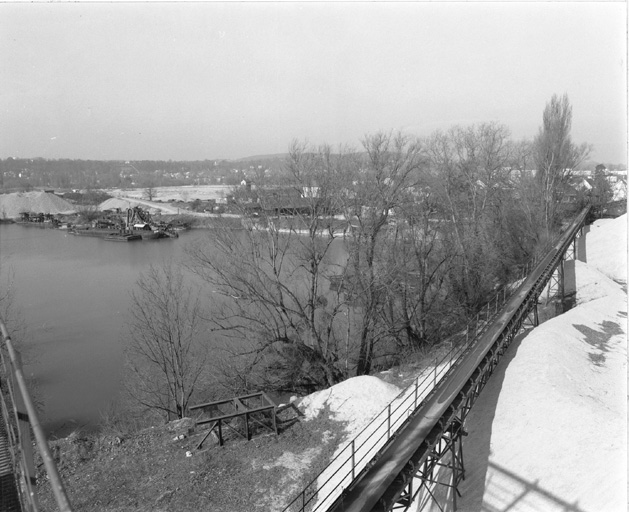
[[36, 405, 347, 512]]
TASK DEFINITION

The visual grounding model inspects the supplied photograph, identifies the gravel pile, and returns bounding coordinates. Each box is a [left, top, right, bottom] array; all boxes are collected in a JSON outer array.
[[0, 191, 76, 218], [98, 197, 144, 211], [98, 197, 169, 215]]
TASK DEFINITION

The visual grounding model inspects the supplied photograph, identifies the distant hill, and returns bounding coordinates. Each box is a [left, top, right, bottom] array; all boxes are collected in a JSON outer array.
[[234, 153, 288, 163]]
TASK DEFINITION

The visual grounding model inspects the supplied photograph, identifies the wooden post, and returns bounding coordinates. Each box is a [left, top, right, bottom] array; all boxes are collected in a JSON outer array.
[[218, 419, 223, 446]]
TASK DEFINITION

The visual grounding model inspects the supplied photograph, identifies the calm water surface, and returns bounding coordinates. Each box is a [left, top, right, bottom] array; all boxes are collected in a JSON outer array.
[[0, 224, 206, 436], [1, 224, 348, 437]]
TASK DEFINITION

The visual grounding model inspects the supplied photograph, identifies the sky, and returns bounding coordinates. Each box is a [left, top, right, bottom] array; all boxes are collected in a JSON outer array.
[[1, 2, 626, 163]]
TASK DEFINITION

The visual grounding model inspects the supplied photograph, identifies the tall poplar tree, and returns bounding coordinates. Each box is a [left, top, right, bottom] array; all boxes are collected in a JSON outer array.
[[534, 93, 591, 233]]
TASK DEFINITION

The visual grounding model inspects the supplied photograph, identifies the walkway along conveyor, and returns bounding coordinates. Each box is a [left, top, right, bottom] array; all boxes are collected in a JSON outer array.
[[323, 207, 591, 512]]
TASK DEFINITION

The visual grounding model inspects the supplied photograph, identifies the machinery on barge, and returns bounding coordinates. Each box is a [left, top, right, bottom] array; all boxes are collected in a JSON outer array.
[[68, 206, 179, 240]]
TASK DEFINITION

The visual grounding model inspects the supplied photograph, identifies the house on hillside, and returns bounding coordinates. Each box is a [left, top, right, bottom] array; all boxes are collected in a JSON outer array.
[[557, 181, 582, 203], [569, 176, 593, 193]]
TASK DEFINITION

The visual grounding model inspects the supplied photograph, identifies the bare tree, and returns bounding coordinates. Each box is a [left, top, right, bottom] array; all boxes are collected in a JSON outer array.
[[187, 142, 353, 394], [509, 138, 535, 174], [534, 93, 591, 233], [144, 186, 156, 201], [378, 183, 455, 355], [588, 167, 615, 210], [76, 204, 101, 224], [125, 263, 208, 420], [339, 131, 425, 375], [425, 122, 515, 314]]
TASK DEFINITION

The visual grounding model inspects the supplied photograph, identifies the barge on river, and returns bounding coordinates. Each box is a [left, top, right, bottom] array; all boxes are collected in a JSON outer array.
[[104, 233, 143, 242]]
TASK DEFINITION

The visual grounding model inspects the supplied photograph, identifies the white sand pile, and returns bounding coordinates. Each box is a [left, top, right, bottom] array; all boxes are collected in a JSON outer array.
[[574, 260, 625, 305], [298, 375, 401, 436], [585, 213, 627, 284], [98, 197, 145, 211], [98, 197, 179, 215], [296, 376, 402, 511], [0, 191, 76, 218], [107, 185, 231, 202], [458, 215, 627, 512], [260, 378, 401, 512]]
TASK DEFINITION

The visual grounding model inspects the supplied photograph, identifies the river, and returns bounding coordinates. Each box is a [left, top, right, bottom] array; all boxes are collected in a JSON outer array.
[[1, 223, 348, 438], [0, 223, 207, 437]]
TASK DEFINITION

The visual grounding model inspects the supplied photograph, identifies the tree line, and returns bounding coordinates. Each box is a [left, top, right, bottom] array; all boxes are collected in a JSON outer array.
[[0, 156, 286, 192], [125, 94, 595, 422]]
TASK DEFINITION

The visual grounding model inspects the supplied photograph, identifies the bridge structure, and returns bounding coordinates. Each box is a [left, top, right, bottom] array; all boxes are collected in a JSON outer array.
[[0, 320, 72, 512], [283, 206, 591, 512]]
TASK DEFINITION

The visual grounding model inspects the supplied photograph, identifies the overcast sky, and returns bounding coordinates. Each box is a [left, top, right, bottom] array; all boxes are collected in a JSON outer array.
[[1, 2, 626, 163]]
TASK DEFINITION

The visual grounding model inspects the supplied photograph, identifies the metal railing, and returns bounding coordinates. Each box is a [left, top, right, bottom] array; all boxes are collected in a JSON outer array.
[[282, 208, 589, 512], [0, 319, 72, 512], [190, 391, 278, 447]]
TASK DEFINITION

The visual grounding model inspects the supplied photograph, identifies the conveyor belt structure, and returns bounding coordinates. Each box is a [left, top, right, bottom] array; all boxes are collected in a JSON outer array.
[[283, 207, 590, 512]]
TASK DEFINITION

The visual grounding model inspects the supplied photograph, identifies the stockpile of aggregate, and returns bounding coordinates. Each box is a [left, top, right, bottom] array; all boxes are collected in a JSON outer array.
[[98, 197, 144, 211], [98, 197, 166, 215], [0, 191, 76, 218]]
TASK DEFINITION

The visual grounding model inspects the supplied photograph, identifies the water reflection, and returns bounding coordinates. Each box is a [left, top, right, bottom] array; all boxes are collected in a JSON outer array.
[[2, 224, 349, 437], [1, 224, 203, 436]]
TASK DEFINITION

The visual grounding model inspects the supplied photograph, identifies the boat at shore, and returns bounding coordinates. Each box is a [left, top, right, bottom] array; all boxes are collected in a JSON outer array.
[[139, 230, 177, 240], [69, 228, 112, 237], [68, 227, 177, 240], [104, 233, 142, 242]]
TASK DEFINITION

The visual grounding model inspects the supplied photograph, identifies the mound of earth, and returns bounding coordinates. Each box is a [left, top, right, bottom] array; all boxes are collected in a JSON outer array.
[[98, 197, 176, 215], [298, 375, 402, 436], [0, 191, 76, 218], [98, 197, 147, 211], [585, 214, 627, 283]]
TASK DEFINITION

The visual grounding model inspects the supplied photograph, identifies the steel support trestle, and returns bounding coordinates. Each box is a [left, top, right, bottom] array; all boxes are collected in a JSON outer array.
[[383, 289, 538, 512], [396, 218, 587, 511]]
